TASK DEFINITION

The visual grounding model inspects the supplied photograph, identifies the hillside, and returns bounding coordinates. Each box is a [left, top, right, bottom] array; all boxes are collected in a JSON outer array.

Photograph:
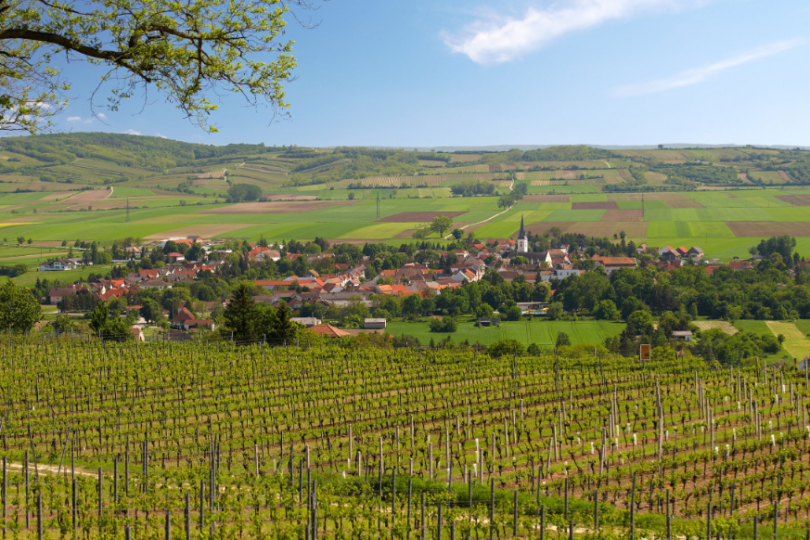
[[1, 135, 809, 198]]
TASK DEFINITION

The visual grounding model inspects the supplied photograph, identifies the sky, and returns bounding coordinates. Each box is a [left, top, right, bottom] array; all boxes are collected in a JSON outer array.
[[37, 0, 810, 147]]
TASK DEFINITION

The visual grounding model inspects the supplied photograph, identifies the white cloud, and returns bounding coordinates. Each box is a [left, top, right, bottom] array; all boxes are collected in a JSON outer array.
[[96, 113, 107, 120], [444, 0, 695, 65], [124, 129, 142, 135], [155, 132, 168, 139], [614, 38, 807, 96], [67, 115, 93, 124]]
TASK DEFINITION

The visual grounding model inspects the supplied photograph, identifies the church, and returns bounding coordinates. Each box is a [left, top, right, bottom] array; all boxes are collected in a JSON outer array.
[[517, 216, 529, 253]]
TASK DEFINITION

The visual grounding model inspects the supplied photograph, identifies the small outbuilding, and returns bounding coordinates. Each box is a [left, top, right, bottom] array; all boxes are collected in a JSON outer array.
[[364, 318, 387, 330], [672, 330, 693, 342], [291, 317, 321, 328]]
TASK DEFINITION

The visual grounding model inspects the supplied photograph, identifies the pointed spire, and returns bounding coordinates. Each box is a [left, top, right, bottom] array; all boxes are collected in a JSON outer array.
[[519, 215, 526, 239]]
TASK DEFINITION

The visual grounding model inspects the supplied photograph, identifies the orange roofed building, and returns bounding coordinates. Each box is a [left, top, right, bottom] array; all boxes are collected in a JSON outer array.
[[309, 324, 350, 338]]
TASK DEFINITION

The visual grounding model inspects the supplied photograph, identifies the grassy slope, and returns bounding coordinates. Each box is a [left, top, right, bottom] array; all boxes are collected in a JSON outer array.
[[386, 319, 625, 347], [2, 264, 113, 286], [765, 321, 810, 360]]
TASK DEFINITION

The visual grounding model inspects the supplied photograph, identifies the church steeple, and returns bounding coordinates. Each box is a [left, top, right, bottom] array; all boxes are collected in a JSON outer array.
[[517, 215, 528, 253]]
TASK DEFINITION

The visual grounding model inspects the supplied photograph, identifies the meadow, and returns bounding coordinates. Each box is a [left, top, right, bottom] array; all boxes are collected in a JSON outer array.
[[386, 319, 626, 347]]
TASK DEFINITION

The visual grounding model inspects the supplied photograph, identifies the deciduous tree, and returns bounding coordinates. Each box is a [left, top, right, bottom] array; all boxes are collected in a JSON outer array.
[[0, 0, 314, 132], [429, 215, 453, 238], [0, 281, 41, 332]]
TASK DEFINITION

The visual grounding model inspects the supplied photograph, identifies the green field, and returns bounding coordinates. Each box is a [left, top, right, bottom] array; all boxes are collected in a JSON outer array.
[[1, 264, 113, 286], [3, 186, 810, 260], [386, 319, 626, 347], [1, 136, 810, 263]]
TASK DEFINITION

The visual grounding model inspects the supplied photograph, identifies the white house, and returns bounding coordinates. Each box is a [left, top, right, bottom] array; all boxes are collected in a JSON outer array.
[[40, 259, 78, 272]]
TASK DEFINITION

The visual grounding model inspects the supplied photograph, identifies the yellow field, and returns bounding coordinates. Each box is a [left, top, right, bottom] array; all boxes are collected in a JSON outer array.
[[766, 321, 810, 360], [0, 222, 40, 227], [693, 320, 738, 335]]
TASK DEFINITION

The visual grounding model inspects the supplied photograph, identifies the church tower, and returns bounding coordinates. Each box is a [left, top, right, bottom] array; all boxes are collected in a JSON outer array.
[[517, 215, 529, 253]]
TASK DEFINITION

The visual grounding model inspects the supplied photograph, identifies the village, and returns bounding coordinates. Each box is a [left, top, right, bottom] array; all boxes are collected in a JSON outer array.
[[34, 216, 775, 344]]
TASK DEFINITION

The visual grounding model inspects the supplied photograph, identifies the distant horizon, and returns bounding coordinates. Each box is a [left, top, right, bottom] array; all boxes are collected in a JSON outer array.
[[2, 131, 810, 152]]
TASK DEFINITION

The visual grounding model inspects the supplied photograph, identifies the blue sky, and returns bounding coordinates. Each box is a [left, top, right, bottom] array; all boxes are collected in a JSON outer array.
[[47, 0, 810, 147]]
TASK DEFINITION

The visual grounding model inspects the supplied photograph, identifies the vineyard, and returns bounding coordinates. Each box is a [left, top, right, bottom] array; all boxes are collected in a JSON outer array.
[[322, 176, 446, 189], [1, 339, 810, 539]]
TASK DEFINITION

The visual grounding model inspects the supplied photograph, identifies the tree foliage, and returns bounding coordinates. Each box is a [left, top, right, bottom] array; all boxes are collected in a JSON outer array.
[[88, 300, 131, 341], [0, 0, 310, 132], [450, 181, 495, 197], [222, 282, 259, 342], [227, 183, 263, 203], [0, 280, 41, 332], [487, 339, 525, 358], [221, 282, 299, 344], [429, 215, 453, 238]]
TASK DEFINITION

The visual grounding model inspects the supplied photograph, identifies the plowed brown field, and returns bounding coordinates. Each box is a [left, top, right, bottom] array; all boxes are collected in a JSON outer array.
[[776, 195, 810, 206], [727, 222, 810, 237], [572, 201, 618, 210], [602, 209, 644, 221]]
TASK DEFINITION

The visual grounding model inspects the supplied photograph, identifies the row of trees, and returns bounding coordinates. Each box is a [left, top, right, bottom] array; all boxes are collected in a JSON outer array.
[[449, 181, 496, 197]]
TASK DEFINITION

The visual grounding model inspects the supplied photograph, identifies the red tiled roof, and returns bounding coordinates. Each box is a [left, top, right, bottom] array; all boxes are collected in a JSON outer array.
[[310, 324, 350, 338], [728, 261, 753, 271], [593, 256, 637, 266], [172, 307, 195, 323]]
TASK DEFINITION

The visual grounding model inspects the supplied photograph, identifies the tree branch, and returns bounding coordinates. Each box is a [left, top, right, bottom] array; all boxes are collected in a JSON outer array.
[[0, 28, 150, 81]]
